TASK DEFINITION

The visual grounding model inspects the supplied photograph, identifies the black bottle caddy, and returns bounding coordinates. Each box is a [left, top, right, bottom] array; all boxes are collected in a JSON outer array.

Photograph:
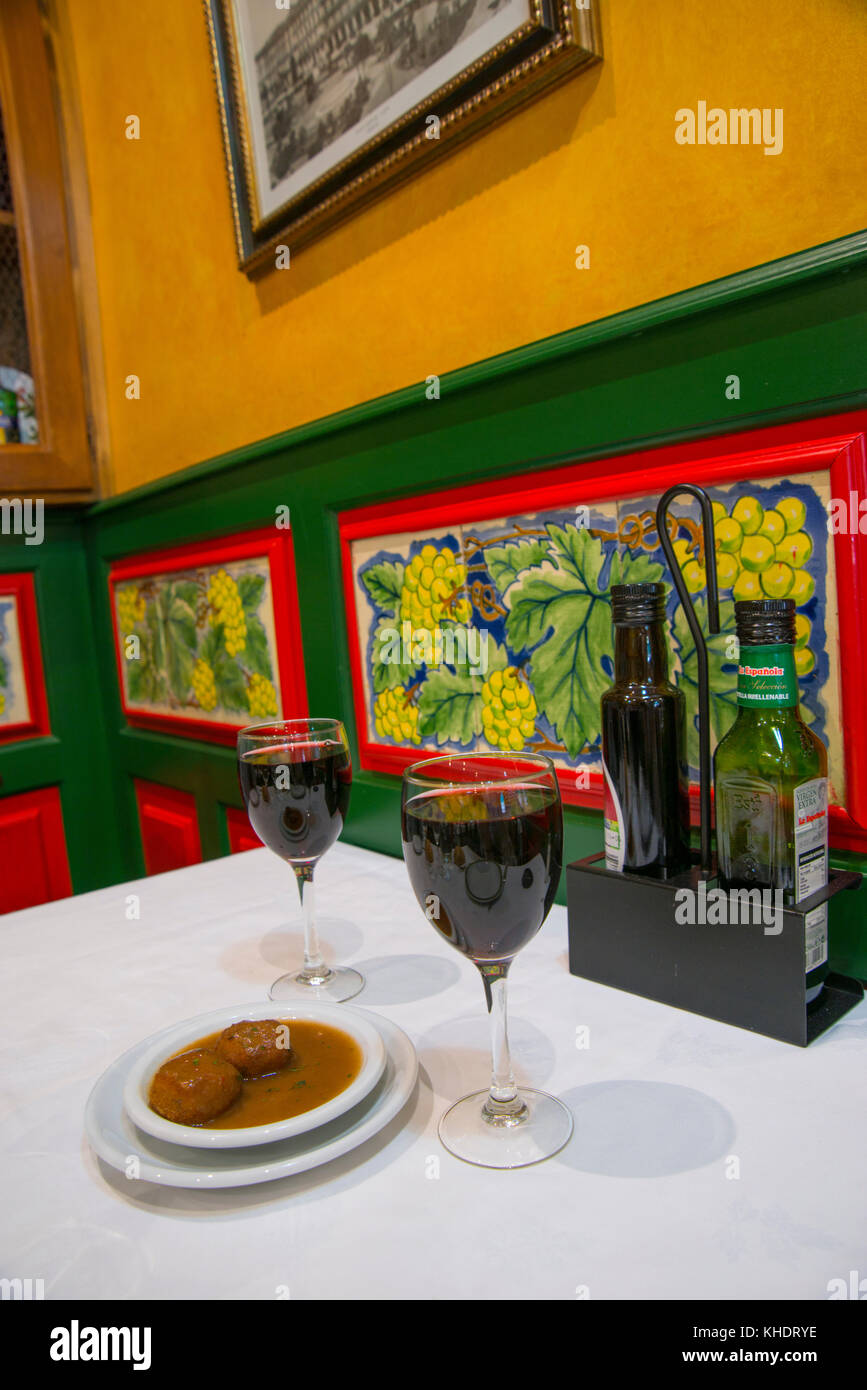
[[566, 484, 864, 1046]]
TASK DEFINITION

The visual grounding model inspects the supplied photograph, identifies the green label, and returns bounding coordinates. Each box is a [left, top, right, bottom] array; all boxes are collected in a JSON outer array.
[[737, 643, 798, 707]]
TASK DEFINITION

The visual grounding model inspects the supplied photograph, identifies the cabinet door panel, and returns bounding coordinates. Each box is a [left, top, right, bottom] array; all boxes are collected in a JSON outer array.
[[134, 780, 202, 876], [225, 805, 263, 854], [0, 786, 72, 913]]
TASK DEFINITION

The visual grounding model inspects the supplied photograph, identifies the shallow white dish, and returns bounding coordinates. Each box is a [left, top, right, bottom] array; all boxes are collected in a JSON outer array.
[[86, 1007, 417, 1189], [122, 1000, 386, 1149]]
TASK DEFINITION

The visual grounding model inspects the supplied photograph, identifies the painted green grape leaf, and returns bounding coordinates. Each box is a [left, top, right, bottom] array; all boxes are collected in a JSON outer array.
[[0, 653, 7, 687], [673, 597, 738, 768], [417, 668, 480, 746], [239, 574, 265, 613], [607, 548, 665, 588], [362, 561, 405, 613], [243, 614, 273, 679], [125, 660, 146, 702], [505, 527, 613, 757], [485, 539, 549, 596], [163, 591, 198, 702], [440, 622, 504, 681], [174, 580, 200, 609], [372, 616, 416, 692], [200, 625, 222, 665], [126, 657, 152, 703], [126, 638, 161, 703], [166, 594, 197, 652], [166, 634, 195, 704], [543, 523, 604, 585], [528, 592, 612, 756], [145, 603, 166, 681], [213, 648, 248, 712], [476, 639, 510, 681]]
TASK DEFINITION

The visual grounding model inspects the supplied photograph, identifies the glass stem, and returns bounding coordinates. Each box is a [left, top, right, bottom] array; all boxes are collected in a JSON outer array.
[[292, 864, 331, 985], [480, 963, 528, 1125]]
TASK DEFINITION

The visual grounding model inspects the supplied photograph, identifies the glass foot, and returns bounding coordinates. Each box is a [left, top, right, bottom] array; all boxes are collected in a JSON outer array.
[[437, 1087, 573, 1169], [268, 966, 364, 1003]]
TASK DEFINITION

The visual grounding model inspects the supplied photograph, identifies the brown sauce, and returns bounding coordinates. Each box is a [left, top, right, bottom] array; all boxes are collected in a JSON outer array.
[[162, 1020, 363, 1129]]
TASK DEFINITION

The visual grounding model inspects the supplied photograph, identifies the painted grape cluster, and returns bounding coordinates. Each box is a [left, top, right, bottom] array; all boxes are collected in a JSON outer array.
[[207, 570, 247, 657], [192, 656, 218, 711], [674, 495, 816, 676], [480, 667, 538, 752], [374, 686, 422, 745], [399, 545, 471, 630], [117, 585, 146, 635], [247, 672, 279, 719]]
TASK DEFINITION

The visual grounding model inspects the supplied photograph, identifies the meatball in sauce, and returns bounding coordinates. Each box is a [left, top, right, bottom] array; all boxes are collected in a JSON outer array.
[[148, 1049, 242, 1125], [215, 1018, 292, 1079]]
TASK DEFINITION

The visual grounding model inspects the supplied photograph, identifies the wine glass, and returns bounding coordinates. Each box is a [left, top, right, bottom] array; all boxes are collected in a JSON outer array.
[[401, 751, 573, 1168], [237, 717, 362, 1002]]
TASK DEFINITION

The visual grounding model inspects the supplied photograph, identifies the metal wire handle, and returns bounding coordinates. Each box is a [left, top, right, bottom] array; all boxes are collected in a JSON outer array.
[[655, 484, 721, 873]]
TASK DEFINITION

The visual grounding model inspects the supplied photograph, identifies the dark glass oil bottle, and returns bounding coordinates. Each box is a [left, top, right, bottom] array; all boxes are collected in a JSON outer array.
[[714, 599, 829, 1006], [601, 583, 690, 878]]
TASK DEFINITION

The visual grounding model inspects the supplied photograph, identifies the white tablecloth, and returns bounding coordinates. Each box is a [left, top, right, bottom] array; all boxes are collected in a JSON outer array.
[[2, 842, 864, 1300]]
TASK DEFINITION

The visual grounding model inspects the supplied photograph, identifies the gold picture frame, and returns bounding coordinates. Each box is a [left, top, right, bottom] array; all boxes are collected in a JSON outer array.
[[204, 0, 602, 274]]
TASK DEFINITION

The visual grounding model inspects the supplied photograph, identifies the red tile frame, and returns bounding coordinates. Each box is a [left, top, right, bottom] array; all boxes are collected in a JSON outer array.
[[339, 410, 867, 851], [0, 571, 51, 744], [109, 528, 307, 746]]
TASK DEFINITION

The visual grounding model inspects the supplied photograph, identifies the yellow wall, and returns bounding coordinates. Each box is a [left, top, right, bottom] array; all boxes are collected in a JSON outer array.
[[65, 0, 867, 495]]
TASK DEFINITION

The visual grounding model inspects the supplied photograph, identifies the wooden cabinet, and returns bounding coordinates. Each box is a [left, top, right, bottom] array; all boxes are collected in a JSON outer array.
[[0, 0, 93, 499], [0, 786, 72, 913], [134, 780, 203, 877]]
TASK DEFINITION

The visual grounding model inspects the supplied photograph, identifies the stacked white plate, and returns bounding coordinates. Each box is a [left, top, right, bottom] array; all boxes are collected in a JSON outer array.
[[85, 1001, 418, 1189]]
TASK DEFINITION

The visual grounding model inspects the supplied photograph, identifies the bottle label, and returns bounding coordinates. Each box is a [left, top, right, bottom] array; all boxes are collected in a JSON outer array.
[[602, 757, 625, 872], [737, 643, 798, 707], [805, 905, 829, 972], [794, 778, 828, 900], [794, 778, 828, 974]]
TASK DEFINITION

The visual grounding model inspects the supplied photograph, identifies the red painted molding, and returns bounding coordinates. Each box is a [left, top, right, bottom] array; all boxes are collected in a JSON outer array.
[[108, 527, 307, 746], [0, 571, 51, 744], [225, 804, 264, 854], [339, 410, 867, 850], [134, 780, 203, 876], [0, 787, 72, 913]]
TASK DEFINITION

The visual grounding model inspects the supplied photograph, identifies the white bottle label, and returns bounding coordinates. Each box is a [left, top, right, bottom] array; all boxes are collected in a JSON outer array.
[[804, 905, 829, 972], [794, 778, 828, 972], [602, 757, 625, 872]]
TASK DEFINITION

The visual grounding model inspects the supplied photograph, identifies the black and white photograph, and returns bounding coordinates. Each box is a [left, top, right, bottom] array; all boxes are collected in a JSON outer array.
[[234, 0, 534, 218]]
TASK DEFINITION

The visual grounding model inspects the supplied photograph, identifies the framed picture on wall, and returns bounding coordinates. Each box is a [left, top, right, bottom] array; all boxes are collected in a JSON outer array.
[[204, 0, 601, 272], [0, 571, 50, 744], [339, 411, 867, 850], [108, 528, 307, 745]]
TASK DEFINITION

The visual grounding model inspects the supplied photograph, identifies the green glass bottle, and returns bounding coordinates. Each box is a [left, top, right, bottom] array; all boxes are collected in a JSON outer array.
[[714, 599, 829, 1005]]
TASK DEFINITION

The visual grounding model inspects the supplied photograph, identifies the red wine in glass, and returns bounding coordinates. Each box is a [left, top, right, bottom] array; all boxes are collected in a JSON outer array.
[[401, 753, 572, 1169], [401, 783, 562, 961], [239, 738, 351, 863], [237, 718, 361, 1002]]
